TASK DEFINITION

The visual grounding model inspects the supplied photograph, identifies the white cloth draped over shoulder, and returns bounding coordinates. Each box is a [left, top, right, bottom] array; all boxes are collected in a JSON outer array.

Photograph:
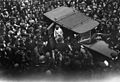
[[54, 26, 64, 43], [54, 27, 63, 39]]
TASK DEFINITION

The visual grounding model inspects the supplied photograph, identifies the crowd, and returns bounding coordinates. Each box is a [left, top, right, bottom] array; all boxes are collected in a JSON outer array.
[[0, 0, 120, 74]]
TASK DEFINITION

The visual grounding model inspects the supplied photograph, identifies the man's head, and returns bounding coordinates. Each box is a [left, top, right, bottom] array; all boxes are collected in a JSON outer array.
[[55, 25, 60, 30]]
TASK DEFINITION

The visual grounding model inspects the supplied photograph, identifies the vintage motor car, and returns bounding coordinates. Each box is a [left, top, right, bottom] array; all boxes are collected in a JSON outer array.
[[44, 6, 118, 66]]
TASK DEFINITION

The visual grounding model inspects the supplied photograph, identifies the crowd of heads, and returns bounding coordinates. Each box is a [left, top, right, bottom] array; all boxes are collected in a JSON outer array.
[[0, 0, 120, 74]]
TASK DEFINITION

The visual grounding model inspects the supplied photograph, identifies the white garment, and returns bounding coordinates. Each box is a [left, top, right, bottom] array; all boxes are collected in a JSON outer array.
[[54, 27, 63, 39]]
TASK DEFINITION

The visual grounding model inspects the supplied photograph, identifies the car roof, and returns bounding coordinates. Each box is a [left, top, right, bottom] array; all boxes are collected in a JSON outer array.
[[84, 40, 117, 58], [44, 6, 99, 33]]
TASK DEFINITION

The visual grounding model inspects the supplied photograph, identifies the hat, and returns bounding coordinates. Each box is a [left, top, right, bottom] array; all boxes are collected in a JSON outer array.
[[29, 19, 35, 23], [39, 55, 45, 61], [46, 52, 50, 57]]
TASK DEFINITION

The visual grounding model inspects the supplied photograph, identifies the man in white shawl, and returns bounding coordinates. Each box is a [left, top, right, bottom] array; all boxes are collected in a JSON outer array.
[[54, 25, 64, 43]]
